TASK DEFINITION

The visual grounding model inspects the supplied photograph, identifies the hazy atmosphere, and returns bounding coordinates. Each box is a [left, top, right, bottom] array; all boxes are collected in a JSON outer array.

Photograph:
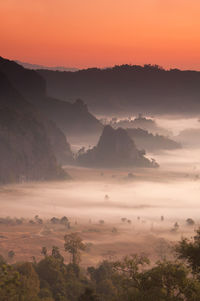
[[1, 1, 200, 300]]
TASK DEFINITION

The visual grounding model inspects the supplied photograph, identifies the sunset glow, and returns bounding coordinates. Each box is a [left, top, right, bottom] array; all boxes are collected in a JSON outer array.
[[1, 0, 200, 69]]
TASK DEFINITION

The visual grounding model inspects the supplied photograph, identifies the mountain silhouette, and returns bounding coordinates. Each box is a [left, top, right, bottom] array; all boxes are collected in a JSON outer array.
[[0, 57, 74, 165], [126, 128, 181, 152], [0, 57, 102, 139], [15, 60, 78, 72], [38, 64, 200, 115], [77, 125, 158, 168], [0, 71, 68, 183]]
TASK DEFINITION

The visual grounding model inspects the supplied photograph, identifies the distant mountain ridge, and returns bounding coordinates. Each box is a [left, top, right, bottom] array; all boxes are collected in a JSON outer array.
[[38, 64, 200, 115], [15, 60, 79, 72], [0, 57, 102, 139]]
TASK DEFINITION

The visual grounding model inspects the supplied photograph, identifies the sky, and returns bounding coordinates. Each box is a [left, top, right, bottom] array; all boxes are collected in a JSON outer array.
[[0, 0, 200, 69]]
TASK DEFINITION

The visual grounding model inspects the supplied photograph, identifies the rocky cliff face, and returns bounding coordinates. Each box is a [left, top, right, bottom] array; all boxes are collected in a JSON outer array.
[[0, 72, 68, 183], [0, 57, 73, 165], [77, 125, 158, 168]]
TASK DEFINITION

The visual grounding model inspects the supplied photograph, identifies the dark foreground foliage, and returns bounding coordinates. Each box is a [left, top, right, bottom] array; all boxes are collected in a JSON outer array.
[[1, 231, 200, 301]]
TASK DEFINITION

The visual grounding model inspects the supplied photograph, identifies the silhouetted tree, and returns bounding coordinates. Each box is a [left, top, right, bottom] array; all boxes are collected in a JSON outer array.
[[186, 218, 195, 226], [78, 288, 99, 301], [41, 246, 47, 257], [8, 250, 15, 262], [64, 232, 86, 265], [52, 246, 64, 262]]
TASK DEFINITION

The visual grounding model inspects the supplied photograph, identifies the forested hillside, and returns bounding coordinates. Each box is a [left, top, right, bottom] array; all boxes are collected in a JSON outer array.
[[38, 65, 200, 115]]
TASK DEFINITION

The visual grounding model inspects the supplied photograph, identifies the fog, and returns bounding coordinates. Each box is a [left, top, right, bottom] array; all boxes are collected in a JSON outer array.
[[1, 116, 200, 263], [156, 116, 200, 136], [1, 116, 200, 223], [1, 164, 200, 222]]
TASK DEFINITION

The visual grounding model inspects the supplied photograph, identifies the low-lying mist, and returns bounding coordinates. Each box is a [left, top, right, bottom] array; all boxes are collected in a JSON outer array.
[[1, 116, 200, 264], [1, 148, 200, 223]]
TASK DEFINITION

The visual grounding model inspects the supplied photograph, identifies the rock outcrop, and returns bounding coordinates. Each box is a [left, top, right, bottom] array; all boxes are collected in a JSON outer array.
[[77, 125, 158, 168]]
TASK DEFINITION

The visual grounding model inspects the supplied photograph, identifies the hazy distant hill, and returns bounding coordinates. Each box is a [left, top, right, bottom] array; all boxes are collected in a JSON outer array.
[[77, 125, 158, 168], [0, 72, 68, 183], [176, 128, 200, 147], [15, 60, 78, 72], [39, 97, 102, 138], [126, 128, 181, 152], [0, 57, 102, 139], [38, 64, 200, 115]]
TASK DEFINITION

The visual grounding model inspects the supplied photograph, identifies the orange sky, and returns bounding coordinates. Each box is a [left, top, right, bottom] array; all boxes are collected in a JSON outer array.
[[1, 0, 200, 69]]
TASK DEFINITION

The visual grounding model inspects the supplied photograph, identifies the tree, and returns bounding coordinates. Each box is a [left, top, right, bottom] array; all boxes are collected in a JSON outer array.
[[78, 288, 99, 301], [0, 255, 6, 266], [175, 228, 200, 278], [88, 261, 114, 284], [61, 216, 70, 229], [16, 262, 40, 300], [171, 222, 179, 232], [186, 218, 195, 226], [140, 261, 200, 301], [77, 147, 86, 158], [8, 250, 15, 262], [41, 247, 47, 257], [50, 217, 60, 224], [113, 254, 150, 285], [37, 255, 68, 300], [111, 255, 200, 301], [0, 264, 20, 301], [52, 246, 64, 263], [60, 216, 69, 224], [64, 233, 86, 265]]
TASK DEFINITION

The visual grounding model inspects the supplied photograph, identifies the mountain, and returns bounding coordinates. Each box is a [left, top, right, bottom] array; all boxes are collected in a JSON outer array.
[[126, 128, 181, 152], [38, 64, 200, 116], [0, 57, 102, 140], [77, 125, 158, 168], [0, 57, 74, 165], [15, 60, 79, 72], [38, 97, 102, 138], [42, 119, 73, 165], [0, 72, 68, 183]]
